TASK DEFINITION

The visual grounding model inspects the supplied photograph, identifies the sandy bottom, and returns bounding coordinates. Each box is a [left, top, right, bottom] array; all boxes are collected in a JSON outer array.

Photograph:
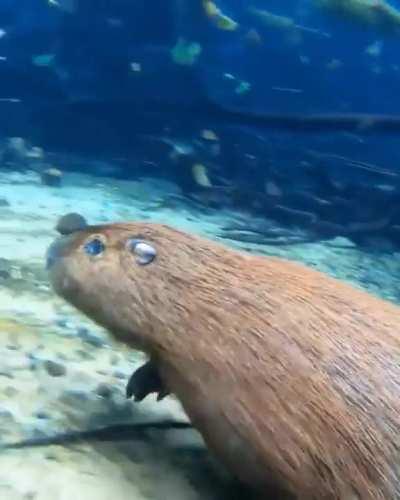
[[0, 167, 399, 499]]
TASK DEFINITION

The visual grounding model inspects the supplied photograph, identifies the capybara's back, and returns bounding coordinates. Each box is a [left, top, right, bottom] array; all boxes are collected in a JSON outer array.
[[163, 251, 400, 500]]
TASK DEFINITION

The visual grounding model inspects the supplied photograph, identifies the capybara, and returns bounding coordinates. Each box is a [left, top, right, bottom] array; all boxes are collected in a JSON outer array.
[[47, 219, 400, 499]]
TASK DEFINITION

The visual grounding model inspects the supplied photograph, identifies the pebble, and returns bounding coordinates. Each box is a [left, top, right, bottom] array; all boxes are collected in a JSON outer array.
[[75, 349, 95, 361], [55, 318, 73, 329], [0, 258, 11, 279], [113, 370, 127, 380], [41, 167, 62, 187], [109, 352, 121, 365], [0, 407, 15, 420], [44, 452, 59, 461], [27, 350, 49, 364], [56, 352, 69, 361], [95, 383, 113, 399], [43, 359, 67, 377], [77, 327, 106, 348], [24, 491, 37, 500], [10, 267, 22, 280], [3, 386, 18, 397], [6, 344, 20, 351], [96, 369, 108, 376], [34, 411, 51, 420], [327, 236, 356, 248], [24, 425, 50, 440], [60, 389, 90, 405]]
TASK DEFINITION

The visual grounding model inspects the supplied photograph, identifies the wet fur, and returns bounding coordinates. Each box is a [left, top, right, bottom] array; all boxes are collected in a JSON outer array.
[[48, 222, 400, 499]]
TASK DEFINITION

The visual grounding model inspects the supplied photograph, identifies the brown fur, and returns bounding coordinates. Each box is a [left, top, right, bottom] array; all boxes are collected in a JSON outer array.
[[47, 221, 400, 499]]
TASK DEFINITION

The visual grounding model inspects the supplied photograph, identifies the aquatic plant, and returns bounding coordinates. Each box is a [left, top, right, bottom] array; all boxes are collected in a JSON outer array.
[[170, 38, 202, 66], [315, 0, 400, 34], [202, 0, 238, 31]]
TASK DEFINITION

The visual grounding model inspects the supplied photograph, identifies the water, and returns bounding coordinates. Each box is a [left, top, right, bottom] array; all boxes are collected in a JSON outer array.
[[0, 1, 400, 499]]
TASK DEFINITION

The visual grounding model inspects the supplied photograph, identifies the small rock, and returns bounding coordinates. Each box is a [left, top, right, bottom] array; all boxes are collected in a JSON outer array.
[[3, 137, 28, 165], [96, 369, 108, 376], [0, 197, 9, 207], [55, 318, 70, 328], [328, 236, 356, 248], [36, 284, 50, 292], [34, 411, 50, 420], [113, 370, 127, 380], [24, 491, 37, 500], [77, 327, 106, 347], [0, 258, 11, 279], [60, 389, 90, 405], [109, 352, 121, 365], [10, 267, 22, 279], [6, 344, 20, 351], [75, 349, 95, 361], [55, 318, 77, 337], [0, 407, 15, 420], [24, 425, 49, 440], [44, 452, 59, 461], [27, 146, 44, 159], [41, 167, 62, 187], [43, 359, 67, 377], [26, 351, 40, 365], [4, 386, 18, 397], [95, 383, 113, 399]]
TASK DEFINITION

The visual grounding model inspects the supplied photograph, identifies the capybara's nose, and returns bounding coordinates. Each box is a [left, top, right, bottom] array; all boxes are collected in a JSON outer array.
[[46, 238, 67, 270]]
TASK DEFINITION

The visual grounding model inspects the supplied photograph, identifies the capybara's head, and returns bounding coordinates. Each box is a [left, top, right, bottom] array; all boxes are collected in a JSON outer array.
[[46, 217, 235, 351]]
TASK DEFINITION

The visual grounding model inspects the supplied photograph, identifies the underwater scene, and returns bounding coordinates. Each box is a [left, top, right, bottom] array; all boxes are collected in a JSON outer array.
[[3, 0, 400, 499]]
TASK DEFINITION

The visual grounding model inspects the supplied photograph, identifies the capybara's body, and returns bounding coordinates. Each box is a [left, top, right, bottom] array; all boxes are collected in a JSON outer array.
[[47, 221, 400, 499]]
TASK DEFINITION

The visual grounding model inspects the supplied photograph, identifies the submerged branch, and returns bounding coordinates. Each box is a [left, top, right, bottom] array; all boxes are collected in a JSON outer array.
[[1, 420, 194, 450]]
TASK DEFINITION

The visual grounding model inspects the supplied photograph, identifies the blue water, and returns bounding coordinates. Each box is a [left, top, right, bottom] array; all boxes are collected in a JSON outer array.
[[0, 1, 399, 188], [1, 2, 399, 210], [1, 1, 400, 499]]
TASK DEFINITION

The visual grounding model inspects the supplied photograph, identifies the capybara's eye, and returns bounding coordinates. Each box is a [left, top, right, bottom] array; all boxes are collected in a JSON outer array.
[[83, 238, 105, 257], [127, 239, 157, 266]]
